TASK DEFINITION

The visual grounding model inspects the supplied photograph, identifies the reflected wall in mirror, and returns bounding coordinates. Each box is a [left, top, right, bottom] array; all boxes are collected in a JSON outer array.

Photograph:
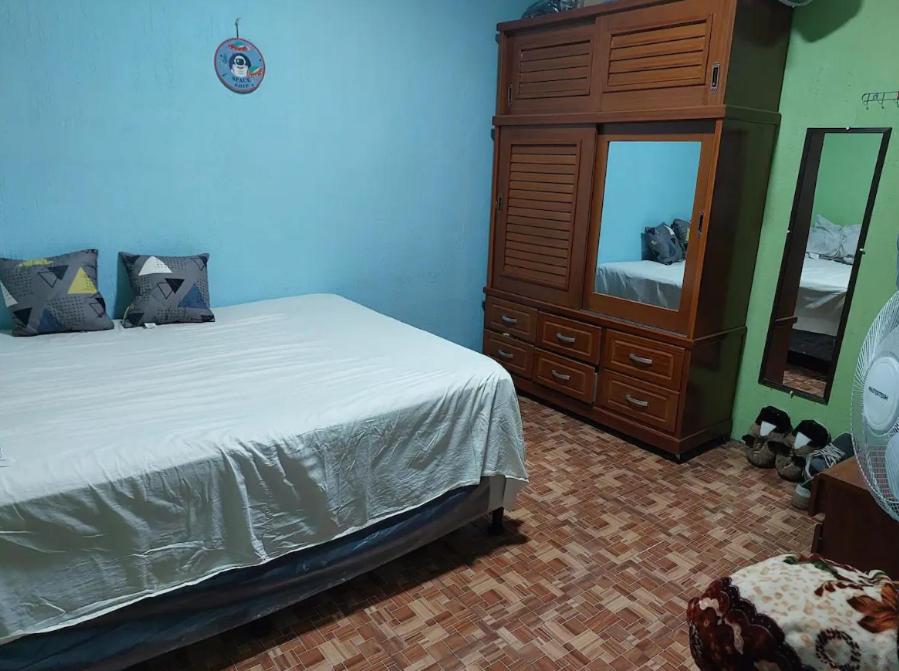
[[760, 127, 892, 402], [593, 140, 701, 310]]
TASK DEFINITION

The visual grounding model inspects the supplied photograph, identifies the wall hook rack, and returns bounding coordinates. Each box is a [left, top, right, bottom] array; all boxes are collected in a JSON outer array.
[[862, 90, 899, 109]]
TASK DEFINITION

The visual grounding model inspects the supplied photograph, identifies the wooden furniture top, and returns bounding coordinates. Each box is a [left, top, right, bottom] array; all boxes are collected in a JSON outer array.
[[810, 456, 899, 578], [493, 105, 780, 127], [818, 457, 867, 491], [810, 456, 884, 523], [498, 0, 710, 32]]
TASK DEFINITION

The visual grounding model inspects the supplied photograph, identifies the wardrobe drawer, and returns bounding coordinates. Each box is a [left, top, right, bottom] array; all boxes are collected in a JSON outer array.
[[602, 330, 686, 390], [485, 298, 538, 342], [537, 313, 602, 365], [598, 371, 680, 433], [484, 331, 534, 379], [534, 349, 596, 404]]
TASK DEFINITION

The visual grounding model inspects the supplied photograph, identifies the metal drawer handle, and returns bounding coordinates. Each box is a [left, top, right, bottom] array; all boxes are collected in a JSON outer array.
[[551, 370, 571, 382], [497, 348, 514, 360], [629, 353, 654, 367], [500, 314, 518, 325], [626, 394, 650, 409], [555, 332, 576, 345]]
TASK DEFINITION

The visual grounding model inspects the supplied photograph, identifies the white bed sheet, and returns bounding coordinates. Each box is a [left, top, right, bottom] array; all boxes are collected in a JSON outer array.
[[595, 260, 685, 310], [0, 294, 527, 645], [594, 257, 852, 335], [794, 256, 853, 336]]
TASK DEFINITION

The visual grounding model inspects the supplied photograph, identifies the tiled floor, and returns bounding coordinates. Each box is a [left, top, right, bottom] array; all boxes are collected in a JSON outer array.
[[135, 397, 815, 671], [783, 363, 829, 398]]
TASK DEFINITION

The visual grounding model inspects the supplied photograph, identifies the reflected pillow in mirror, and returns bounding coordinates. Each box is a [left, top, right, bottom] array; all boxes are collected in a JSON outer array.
[[643, 224, 685, 265], [839, 224, 862, 263], [672, 218, 690, 252], [806, 214, 843, 260]]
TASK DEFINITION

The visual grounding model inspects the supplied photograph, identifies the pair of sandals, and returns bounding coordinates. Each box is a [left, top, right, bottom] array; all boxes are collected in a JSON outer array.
[[742, 406, 831, 482]]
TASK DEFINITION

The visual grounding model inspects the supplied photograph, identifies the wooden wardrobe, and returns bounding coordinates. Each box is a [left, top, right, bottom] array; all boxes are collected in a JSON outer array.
[[483, 0, 792, 458]]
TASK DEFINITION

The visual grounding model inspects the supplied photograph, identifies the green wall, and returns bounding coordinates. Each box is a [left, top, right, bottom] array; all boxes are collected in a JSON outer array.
[[813, 133, 883, 229], [732, 0, 899, 438]]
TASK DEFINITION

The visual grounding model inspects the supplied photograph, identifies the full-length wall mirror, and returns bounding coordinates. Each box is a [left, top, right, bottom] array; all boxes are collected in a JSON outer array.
[[760, 127, 892, 402]]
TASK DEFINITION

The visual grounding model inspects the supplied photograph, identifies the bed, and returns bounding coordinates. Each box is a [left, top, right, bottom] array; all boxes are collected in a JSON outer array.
[[595, 260, 686, 311], [595, 256, 852, 336], [0, 294, 527, 669]]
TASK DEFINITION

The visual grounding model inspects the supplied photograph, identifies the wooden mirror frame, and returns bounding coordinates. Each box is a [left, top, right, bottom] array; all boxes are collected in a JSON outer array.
[[759, 127, 892, 403], [582, 120, 718, 335]]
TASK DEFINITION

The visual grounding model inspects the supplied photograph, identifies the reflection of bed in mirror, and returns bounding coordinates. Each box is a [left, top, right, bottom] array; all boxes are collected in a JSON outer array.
[[596, 255, 851, 327], [595, 260, 685, 310], [793, 256, 852, 336], [788, 256, 853, 370]]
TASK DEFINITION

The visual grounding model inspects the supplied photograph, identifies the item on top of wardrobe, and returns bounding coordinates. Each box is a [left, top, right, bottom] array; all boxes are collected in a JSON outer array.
[[521, 0, 580, 19], [792, 432, 854, 510], [120, 252, 215, 327], [744, 406, 792, 469], [0, 249, 113, 337], [774, 419, 831, 481], [643, 224, 684, 265], [688, 554, 899, 671]]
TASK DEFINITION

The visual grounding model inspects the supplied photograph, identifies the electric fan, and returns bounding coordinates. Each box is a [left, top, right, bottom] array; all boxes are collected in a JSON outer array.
[[852, 287, 899, 522]]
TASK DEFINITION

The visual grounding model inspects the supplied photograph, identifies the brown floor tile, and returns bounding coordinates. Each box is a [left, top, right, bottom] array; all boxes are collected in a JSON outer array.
[[783, 363, 828, 397], [131, 396, 814, 671]]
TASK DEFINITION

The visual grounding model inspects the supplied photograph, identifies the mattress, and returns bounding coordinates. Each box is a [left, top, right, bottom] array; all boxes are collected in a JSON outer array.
[[0, 294, 527, 646], [594, 257, 851, 335]]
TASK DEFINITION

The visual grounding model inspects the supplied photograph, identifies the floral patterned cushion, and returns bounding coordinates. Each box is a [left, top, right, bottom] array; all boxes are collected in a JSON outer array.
[[687, 554, 898, 671]]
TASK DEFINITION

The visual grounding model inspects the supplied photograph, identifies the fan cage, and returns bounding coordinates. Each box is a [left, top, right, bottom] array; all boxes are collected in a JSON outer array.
[[852, 292, 899, 522]]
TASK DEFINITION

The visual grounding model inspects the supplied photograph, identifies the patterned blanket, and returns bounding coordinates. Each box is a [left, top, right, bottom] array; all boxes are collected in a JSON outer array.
[[688, 554, 898, 670]]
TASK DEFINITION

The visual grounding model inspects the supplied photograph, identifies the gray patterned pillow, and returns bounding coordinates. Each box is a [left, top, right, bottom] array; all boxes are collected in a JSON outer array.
[[120, 253, 215, 328], [0, 249, 114, 337]]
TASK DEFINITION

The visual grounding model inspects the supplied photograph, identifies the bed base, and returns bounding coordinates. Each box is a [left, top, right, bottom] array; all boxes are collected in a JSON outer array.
[[1, 477, 512, 671], [489, 507, 505, 535]]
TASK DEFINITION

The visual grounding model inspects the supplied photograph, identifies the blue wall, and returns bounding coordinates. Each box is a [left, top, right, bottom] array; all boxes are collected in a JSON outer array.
[[0, 0, 530, 347], [597, 141, 701, 265]]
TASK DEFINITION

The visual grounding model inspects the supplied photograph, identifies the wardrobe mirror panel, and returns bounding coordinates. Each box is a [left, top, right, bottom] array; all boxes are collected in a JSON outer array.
[[593, 140, 702, 310], [760, 127, 891, 402]]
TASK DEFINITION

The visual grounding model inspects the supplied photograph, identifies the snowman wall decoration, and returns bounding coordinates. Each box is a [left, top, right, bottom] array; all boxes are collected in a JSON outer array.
[[214, 22, 265, 94]]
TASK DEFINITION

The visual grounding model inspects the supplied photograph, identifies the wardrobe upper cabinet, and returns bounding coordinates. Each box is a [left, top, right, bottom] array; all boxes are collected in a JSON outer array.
[[501, 23, 601, 115], [491, 127, 596, 307], [595, 0, 729, 112]]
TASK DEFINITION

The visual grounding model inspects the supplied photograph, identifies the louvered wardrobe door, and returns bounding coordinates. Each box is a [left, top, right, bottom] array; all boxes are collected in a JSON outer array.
[[491, 127, 596, 307], [504, 24, 600, 114], [596, 0, 726, 112]]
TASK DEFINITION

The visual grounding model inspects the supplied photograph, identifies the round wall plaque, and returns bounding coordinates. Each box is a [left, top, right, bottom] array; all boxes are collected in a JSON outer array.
[[214, 38, 265, 94]]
